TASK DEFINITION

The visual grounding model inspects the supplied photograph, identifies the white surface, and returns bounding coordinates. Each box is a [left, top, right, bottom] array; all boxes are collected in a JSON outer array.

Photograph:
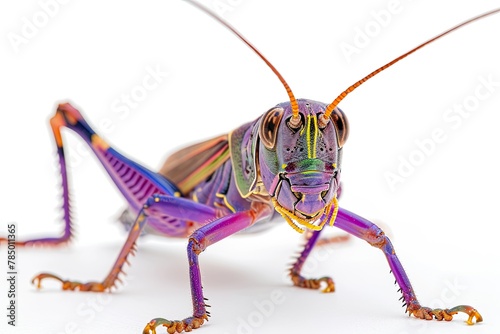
[[1, 1, 500, 334]]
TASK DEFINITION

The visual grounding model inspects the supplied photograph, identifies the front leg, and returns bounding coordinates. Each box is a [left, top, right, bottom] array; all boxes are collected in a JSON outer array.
[[334, 207, 482, 325], [144, 201, 272, 334]]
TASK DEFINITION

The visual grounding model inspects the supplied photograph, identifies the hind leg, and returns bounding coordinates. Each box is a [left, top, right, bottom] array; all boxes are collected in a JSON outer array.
[[1, 103, 179, 246], [0, 110, 76, 246]]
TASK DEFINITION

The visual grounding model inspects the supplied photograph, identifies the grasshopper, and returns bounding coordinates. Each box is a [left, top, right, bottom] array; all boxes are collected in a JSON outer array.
[[2, 2, 498, 333]]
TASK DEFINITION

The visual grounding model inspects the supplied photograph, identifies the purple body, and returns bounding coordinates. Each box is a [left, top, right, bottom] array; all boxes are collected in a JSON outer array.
[[18, 101, 480, 333]]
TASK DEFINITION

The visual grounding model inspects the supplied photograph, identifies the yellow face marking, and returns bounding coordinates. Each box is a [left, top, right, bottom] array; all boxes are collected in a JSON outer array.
[[306, 115, 312, 158], [306, 115, 319, 159], [299, 124, 305, 136], [312, 116, 318, 158], [281, 163, 287, 170], [332, 163, 337, 169]]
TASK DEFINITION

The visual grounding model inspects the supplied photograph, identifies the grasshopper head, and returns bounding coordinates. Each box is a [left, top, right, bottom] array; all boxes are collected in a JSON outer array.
[[258, 99, 348, 233]]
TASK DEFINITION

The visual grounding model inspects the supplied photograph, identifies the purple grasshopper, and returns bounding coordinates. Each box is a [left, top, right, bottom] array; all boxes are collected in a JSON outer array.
[[3, 2, 499, 333]]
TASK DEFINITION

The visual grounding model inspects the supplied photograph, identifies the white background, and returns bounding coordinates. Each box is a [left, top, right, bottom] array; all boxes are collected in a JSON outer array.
[[1, 1, 500, 333]]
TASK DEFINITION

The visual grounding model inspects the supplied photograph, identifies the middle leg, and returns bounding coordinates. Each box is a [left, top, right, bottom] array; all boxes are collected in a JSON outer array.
[[33, 194, 222, 292]]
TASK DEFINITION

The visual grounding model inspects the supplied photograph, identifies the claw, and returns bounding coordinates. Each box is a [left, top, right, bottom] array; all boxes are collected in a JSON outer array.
[[448, 305, 483, 325], [409, 304, 482, 325], [317, 276, 336, 293], [321, 281, 335, 293], [290, 272, 335, 293], [32, 273, 106, 292], [143, 315, 208, 334]]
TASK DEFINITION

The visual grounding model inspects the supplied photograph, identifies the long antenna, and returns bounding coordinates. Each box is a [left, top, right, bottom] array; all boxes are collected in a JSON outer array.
[[323, 8, 500, 119], [183, 0, 300, 120]]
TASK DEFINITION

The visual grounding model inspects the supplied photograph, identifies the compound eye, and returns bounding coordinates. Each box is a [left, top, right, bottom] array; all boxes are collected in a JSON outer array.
[[259, 107, 284, 150], [329, 107, 349, 148]]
